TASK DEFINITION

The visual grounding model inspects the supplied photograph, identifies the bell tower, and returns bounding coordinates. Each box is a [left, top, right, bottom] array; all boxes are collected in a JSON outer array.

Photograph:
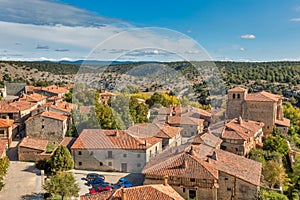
[[226, 87, 247, 119]]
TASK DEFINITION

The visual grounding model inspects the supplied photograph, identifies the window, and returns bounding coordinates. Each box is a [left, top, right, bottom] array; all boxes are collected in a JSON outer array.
[[123, 154, 127, 158], [137, 163, 141, 167], [137, 154, 141, 158], [42, 125, 45, 129], [108, 162, 112, 166], [108, 151, 113, 158], [155, 146, 158, 154], [100, 162, 103, 166], [225, 177, 228, 180], [233, 94, 236, 99], [90, 151, 93, 156], [183, 188, 186, 193], [237, 93, 241, 99], [150, 150, 152, 157], [79, 162, 82, 166], [189, 190, 196, 199], [78, 151, 82, 155], [190, 178, 196, 182], [227, 188, 231, 191]]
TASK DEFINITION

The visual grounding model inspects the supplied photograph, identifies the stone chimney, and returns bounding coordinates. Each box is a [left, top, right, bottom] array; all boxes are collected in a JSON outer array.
[[121, 188, 127, 200], [238, 116, 243, 125], [6, 116, 9, 124], [163, 175, 168, 186]]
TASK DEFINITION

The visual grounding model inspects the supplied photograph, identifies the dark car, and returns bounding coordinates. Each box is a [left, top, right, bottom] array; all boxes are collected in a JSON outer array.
[[86, 173, 105, 181], [86, 177, 105, 186], [117, 177, 132, 188]]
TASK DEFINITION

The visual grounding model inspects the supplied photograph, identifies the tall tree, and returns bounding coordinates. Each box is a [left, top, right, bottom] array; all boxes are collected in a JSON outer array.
[[50, 146, 74, 172], [44, 172, 79, 200], [0, 157, 9, 190], [263, 160, 290, 189]]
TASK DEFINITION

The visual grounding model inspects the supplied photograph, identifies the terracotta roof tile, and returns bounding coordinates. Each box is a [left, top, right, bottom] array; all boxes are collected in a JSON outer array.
[[42, 85, 69, 94], [246, 91, 281, 102], [71, 129, 161, 150], [80, 184, 184, 200], [222, 118, 264, 140], [20, 93, 47, 103], [168, 116, 204, 126], [275, 118, 290, 127], [189, 131, 222, 148], [60, 137, 76, 149], [19, 137, 48, 151], [228, 87, 248, 92], [0, 118, 14, 128]]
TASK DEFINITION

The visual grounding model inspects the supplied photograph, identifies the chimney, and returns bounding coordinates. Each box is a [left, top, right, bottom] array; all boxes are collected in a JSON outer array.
[[114, 130, 119, 137], [163, 175, 168, 186], [144, 140, 147, 146], [121, 188, 127, 200], [238, 116, 243, 125], [6, 116, 9, 124]]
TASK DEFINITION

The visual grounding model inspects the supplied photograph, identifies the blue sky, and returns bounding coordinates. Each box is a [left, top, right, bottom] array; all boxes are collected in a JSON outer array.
[[1, 0, 300, 61]]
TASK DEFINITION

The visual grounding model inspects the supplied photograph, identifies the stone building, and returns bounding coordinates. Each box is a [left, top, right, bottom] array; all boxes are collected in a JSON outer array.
[[188, 130, 223, 149], [226, 87, 290, 136], [34, 85, 69, 97], [0, 117, 14, 147], [220, 117, 264, 156], [25, 111, 68, 144], [142, 143, 262, 200], [71, 129, 162, 173], [127, 123, 182, 149], [0, 100, 37, 122], [19, 93, 47, 105], [167, 115, 204, 137], [18, 137, 50, 161]]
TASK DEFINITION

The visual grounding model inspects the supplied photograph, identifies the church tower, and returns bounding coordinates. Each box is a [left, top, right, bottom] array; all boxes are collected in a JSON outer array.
[[226, 87, 247, 119]]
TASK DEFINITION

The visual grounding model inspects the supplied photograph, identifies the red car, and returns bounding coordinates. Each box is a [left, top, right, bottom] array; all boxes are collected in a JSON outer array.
[[97, 185, 112, 192], [89, 188, 97, 194]]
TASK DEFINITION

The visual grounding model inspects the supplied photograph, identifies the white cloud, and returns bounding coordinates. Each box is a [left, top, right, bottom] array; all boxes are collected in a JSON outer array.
[[239, 47, 245, 51], [290, 18, 300, 22], [240, 34, 256, 39]]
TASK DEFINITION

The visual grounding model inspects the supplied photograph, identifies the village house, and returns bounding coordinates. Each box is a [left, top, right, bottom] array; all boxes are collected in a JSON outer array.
[[0, 100, 37, 122], [188, 130, 223, 149], [80, 181, 184, 200], [18, 137, 50, 162], [226, 87, 290, 136], [167, 115, 204, 137], [98, 90, 115, 105], [220, 117, 264, 156], [44, 100, 77, 116], [35, 85, 69, 98], [142, 143, 262, 200], [71, 129, 162, 173], [25, 111, 68, 144], [0, 117, 14, 147], [19, 93, 47, 105], [127, 123, 182, 149]]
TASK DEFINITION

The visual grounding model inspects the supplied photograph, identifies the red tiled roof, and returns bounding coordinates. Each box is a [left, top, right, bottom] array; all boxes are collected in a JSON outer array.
[[41, 111, 68, 121], [19, 137, 48, 151], [0, 118, 14, 128], [20, 93, 47, 103], [210, 149, 262, 186], [10, 101, 36, 111], [189, 131, 222, 148], [42, 85, 69, 94], [71, 129, 161, 150], [222, 118, 264, 140], [168, 115, 204, 126], [246, 91, 281, 102], [0, 100, 36, 113], [59, 137, 76, 149], [228, 87, 248, 92], [143, 143, 262, 187], [44, 101, 77, 113], [275, 118, 290, 127], [80, 184, 184, 200]]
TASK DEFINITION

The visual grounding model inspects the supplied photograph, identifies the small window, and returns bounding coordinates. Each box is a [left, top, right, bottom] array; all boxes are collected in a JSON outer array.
[[227, 188, 231, 191], [150, 150, 152, 157], [189, 190, 196, 199], [137, 163, 141, 167], [155, 146, 158, 154], [79, 162, 82, 166], [90, 151, 93, 156], [237, 93, 241, 99], [123, 154, 127, 158], [108, 162, 112, 166], [42, 125, 45, 129], [137, 154, 141, 158], [183, 188, 186, 193], [225, 177, 228, 180], [108, 151, 112, 158], [100, 162, 103, 166], [233, 94, 236, 99], [78, 151, 82, 155], [190, 178, 196, 182]]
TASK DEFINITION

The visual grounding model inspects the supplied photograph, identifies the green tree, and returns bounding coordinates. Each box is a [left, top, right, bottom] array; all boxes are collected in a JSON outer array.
[[50, 146, 74, 172], [44, 172, 79, 200], [260, 189, 289, 200], [263, 135, 289, 156], [249, 148, 266, 166], [0, 157, 9, 190], [263, 160, 290, 189]]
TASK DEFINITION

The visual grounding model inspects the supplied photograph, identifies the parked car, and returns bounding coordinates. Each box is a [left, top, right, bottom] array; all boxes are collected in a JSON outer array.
[[117, 177, 132, 188], [89, 188, 97, 194], [97, 185, 112, 192], [86, 173, 105, 181], [86, 177, 105, 186]]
